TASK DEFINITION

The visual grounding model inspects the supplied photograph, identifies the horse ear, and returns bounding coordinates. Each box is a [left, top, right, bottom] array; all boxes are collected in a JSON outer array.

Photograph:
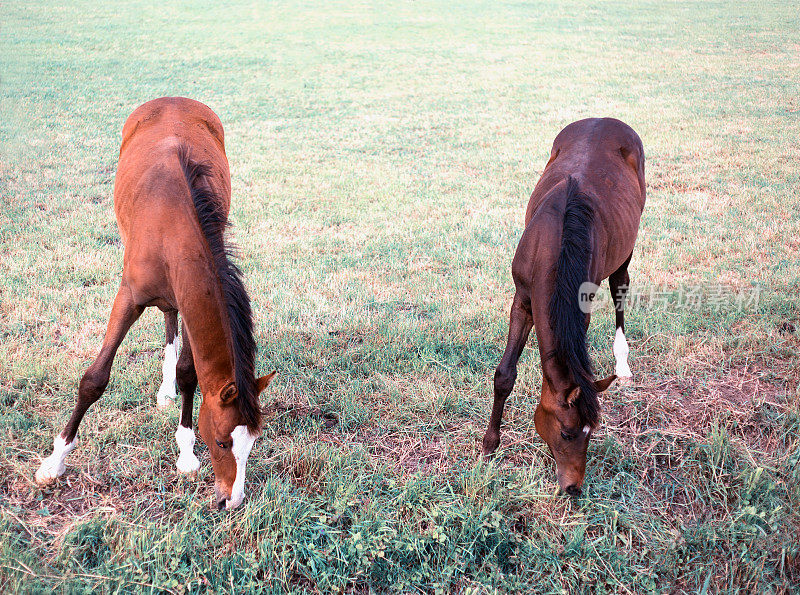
[[594, 375, 617, 393], [220, 382, 238, 404], [565, 387, 580, 407], [256, 371, 277, 395]]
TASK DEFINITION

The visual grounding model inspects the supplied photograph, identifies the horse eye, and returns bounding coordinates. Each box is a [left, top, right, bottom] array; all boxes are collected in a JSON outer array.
[[560, 431, 576, 441], [216, 440, 228, 449]]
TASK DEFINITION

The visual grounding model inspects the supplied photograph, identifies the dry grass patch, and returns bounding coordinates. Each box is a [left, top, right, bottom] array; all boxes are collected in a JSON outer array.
[[604, 364, 793, 455]]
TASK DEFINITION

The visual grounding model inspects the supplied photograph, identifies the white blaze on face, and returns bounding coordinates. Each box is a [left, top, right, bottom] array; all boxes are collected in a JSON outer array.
[[583, 425, 591, 435], [613, 327, 632, 379], [156, 334, 179, 409], [35, 435, 76, 486], [175, 425, 201, 474], [225, 425, 258, 509]]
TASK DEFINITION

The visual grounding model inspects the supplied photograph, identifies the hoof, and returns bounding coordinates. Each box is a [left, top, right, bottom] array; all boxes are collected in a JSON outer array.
[[35, 436, 75, 487], [156, 393, 175, 410], [481, 436, 499, 459], [614, 360, 632, 381], [616, 374, 634, 386], [176, 454, 201, 476], [35, 461, 65, 487]]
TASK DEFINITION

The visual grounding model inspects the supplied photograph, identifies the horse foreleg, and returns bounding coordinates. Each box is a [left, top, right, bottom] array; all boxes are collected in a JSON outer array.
[[609, 254, 632, 381], [482, 291, 533, 458], [156, 310, 179, 409], [36, 283, 143, 486], [174, 323, 200, 475]]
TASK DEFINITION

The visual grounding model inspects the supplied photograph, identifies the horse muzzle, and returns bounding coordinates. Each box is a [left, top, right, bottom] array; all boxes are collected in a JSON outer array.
[[556, 468, 585, 497], [214, 483, 232, 510], [214, 482, 246, 510]]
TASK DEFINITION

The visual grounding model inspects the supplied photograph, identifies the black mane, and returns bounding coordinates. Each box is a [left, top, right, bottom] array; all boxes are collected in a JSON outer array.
[[548, 176, 600, 427], [177, 145, 261, 431]]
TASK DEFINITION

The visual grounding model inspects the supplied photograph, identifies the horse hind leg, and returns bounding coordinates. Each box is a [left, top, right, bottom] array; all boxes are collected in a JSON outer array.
[[36, 283, 143, 486], [609, 254, 633, 382], [174, 323, 200, 475], [156, 310, 179, 410], [482, 291, 533, 458]]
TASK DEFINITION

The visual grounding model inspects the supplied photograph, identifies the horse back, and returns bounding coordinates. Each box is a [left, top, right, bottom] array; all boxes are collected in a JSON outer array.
[[114, 98, 231, 241], [527, 118, 644, 222], [112, 98, 231, 308], [521, 118, 646, 286]]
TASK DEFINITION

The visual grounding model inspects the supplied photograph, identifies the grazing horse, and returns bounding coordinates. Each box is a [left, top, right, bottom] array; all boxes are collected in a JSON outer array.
[[35, 97, 275, 509], [482, 118, 645, 495]]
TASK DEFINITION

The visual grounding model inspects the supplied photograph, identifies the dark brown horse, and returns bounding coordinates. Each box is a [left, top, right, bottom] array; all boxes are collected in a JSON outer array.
[[482, 118, 645, 495], [36, 97, 275, 509]]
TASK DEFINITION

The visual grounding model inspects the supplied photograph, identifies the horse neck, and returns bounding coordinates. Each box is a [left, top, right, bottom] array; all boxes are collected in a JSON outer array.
[[531, 304, 573, 394], [172, 258, 235, 397], [529, 176, 597, 396]]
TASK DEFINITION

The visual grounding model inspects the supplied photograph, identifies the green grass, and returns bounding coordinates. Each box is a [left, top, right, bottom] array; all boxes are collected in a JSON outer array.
[[1, 0, 799, 592]]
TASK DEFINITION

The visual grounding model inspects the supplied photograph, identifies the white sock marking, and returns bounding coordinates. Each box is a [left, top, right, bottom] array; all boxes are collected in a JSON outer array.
[[156, 334, 179, 409], [613, 327, 632, 378], [225, 425, 258, 509], [35, 435, 76, 485], [175, 425, 200, 474]]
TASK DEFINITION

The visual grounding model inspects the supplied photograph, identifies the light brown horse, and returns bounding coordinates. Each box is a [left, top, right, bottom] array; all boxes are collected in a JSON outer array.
[[482, 118, 645, 495], [35, 97, 275, 509]]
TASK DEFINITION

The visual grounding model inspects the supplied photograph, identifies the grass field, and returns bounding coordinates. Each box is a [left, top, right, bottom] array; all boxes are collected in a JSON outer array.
[[2, 0, 799, 592]]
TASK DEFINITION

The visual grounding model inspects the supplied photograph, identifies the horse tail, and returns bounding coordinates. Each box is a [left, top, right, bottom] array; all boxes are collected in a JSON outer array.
[[548, 176, 600, 427]]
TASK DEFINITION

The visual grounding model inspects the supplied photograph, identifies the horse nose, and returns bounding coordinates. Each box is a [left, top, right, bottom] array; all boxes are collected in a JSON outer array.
[[565, 484, 582, 497], [214, 484, 229, 510]]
